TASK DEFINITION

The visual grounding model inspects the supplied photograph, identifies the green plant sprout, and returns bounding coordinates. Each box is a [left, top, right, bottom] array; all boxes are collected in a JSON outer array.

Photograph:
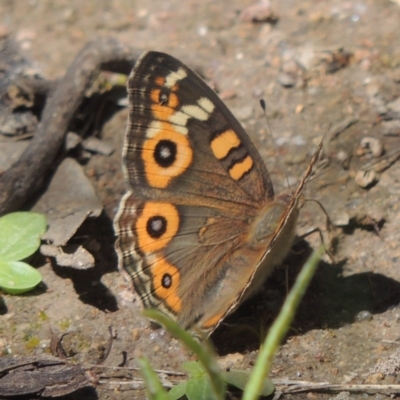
[[143, 309, 226, 400], [138, 246, 325, 400], [0, 212, 47, 294]]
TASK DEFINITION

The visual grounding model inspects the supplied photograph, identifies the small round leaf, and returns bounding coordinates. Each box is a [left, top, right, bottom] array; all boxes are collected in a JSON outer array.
[[0, 212, 47, 261], [0, 260, 42, 294]]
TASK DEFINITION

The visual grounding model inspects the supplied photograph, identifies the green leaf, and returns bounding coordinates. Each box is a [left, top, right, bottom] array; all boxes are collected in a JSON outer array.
[[0, 260, 42, 294], [223, 369, 274, 396], [182, 361, 204, 376], [242, 246, 325, 400], [0, 212, 47, 261], [168, 381, 187, 400], [142, 248, 324, 400], [168, 362, 218, 400], [182, 363, 216, 400], [143, 310, 226, 400], [186, 373, 216, 400], [138, 357, 170, 400]]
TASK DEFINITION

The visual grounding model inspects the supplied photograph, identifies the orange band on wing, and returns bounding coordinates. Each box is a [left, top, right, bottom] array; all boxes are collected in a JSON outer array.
[[151, 257, 182, 313], [142, 123, 193, 188], [210, 129, 241, 160], [202, 312, 224, 329], [136, 202, 179, 254], [229, 155, 253, 181]]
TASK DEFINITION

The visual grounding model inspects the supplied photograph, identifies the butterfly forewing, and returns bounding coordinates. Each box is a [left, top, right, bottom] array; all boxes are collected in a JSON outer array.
[[123, 51, 274, 210]]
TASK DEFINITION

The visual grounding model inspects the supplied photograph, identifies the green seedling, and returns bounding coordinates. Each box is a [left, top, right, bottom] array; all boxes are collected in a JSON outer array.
[[138, 246, 324, 400], [0, 212, 47, 294]]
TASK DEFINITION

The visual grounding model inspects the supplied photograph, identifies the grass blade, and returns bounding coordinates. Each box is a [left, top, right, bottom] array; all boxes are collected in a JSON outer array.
[[243, 246, 325, 400]]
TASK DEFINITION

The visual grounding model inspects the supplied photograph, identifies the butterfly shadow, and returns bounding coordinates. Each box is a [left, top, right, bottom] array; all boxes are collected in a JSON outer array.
[[212, 240, 400, 355], [49, 211, 119, 313]]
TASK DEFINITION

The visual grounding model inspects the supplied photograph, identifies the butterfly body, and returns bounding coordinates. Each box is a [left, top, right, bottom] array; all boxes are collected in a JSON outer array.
[[114, 51, 321, 336]]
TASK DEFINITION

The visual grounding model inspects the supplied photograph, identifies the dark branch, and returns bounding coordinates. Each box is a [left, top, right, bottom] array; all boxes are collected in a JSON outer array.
[[0, 37, 141, 214]]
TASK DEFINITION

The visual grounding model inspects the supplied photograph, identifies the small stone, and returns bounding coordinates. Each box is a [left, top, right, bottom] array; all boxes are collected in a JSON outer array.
[[373, 97, 388, 115], [336, 150, 348, 162], [41, 244, 95, 270], [252, 87, 263, 97], [218, 353, 244, 369], [257, 24, 273, 45], [381, 120, 400, 136], [219, 89, 237, 101], [364, 373, 384, 384], [355, 169, 379, 188], [309, 12, 324, 24], [277, 72, 296, 88], [387, 97, 400, 113], [0, 25, 10, 38], [232, 105, 253, 121], [360, 137, 384, 158], [65, 132, 82, 151], [82, 137, 114, 156], [355, 310, 373, 322], [384, 97, 400, 119], [240, 1, 278, 23], [333, 211, 350, 227], [131, 329, 140, 341]]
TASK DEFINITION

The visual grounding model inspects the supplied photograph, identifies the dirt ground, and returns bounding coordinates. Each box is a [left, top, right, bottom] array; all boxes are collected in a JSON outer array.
[[1, 1, 400, 399]]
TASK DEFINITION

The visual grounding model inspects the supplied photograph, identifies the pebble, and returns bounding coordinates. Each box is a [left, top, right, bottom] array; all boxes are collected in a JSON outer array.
[[232, 105, 253, 121], [355, 169, 379, 188], [336, 149, 350, 165], [277, 72, 296, 88], [0, 25, 9, 38], [386, 97, 400, 119], [219, 89, 237, 100], [41, 244, 95, 270], [82, 137, 114, 156], [333, 211, 350, 227], [65, 132, 82, 151], [360, 137, 384, 158], [356, 310, 373, 322], [295, 104, 304, 114], [387, 96, 400, 113], [381, 120, 400, 136], [240, 1, 278, 23]]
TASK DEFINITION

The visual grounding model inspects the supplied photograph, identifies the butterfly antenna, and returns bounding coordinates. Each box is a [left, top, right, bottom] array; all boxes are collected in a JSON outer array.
[[259, 99, 273, 140], [306, 123, 332, 183], [259, 99, 292, 190]]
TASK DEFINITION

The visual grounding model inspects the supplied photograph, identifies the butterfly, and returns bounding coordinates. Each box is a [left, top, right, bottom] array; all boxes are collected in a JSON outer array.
[[114, 51, 323, 337]]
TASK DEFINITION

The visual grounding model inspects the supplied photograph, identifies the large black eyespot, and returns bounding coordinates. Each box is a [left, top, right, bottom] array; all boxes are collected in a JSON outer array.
[[162, 273, 172, 288], [147, 215, 167, 239], [154, 139, 177, 168]]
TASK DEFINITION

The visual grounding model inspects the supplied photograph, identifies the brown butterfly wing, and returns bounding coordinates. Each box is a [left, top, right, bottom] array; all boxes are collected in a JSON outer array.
[[122, 51, 274, 208], [114, 51, 322, 335]]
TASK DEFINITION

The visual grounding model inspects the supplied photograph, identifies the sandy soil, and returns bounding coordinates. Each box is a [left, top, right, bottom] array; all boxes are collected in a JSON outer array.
[[1, 1, 400, 399]]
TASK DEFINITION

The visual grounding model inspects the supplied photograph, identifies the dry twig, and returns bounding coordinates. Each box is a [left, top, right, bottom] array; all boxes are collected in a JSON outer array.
[[0, 37, 141, 214]]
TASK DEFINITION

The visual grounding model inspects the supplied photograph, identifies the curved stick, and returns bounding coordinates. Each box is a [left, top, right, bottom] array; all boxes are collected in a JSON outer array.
[[0, 37, 141, 214]]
